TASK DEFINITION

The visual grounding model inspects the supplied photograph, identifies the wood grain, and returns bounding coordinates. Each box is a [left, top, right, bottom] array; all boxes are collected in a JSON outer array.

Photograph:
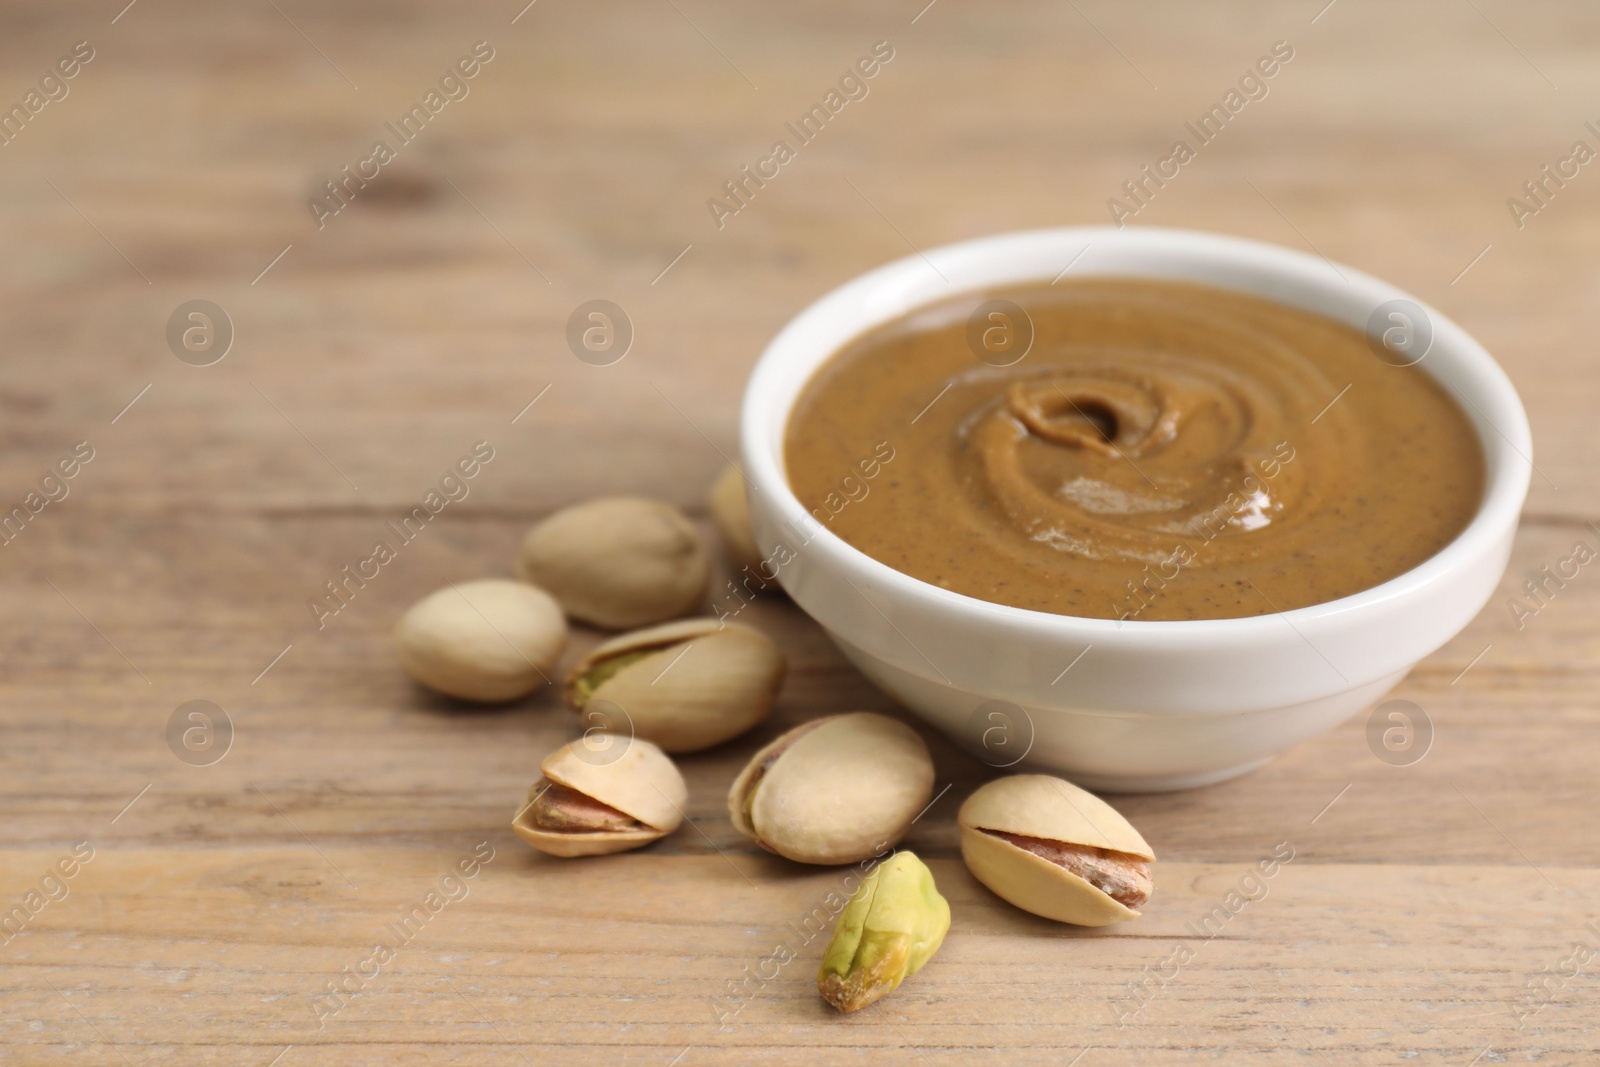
[[0, 1, 1597, 1063]]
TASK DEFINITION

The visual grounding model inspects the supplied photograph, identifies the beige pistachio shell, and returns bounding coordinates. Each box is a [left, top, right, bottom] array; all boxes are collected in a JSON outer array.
[[729, 713, 934, 866], [542, 734, 687, 829], [517, 497, 709, 630], [958, 775, 1154, 926], [511, 735, 686, 857], [566, 618, 784, 753], [570, 617, 725, 675], [393, 579, 566, 703], [708, 465, 764, 572], [511, 780, 667, 858], [958, 775, 1154, 858]]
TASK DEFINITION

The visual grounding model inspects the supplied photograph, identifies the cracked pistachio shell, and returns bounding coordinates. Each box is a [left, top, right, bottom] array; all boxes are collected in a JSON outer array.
[[818, 851, 950, 1013], [511, 734, 686, 857], [958, 774, 1155, 926], [394, 579, 566, 703], [565, 618, 785, 753], [517, 497, 710, 630], [728, 713, 934, 866], [707, 465, 764, 573]]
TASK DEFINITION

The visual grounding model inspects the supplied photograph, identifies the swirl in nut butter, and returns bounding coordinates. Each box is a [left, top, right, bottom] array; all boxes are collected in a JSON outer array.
[[785, 279, 1483, 621]]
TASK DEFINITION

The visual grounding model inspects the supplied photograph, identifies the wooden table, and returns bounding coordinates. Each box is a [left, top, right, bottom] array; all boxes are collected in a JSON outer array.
[[1, 1, 1595, 1063]]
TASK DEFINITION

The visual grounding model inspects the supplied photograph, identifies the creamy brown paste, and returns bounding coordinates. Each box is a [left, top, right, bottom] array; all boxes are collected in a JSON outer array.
[[784, 279, 1484, 621]]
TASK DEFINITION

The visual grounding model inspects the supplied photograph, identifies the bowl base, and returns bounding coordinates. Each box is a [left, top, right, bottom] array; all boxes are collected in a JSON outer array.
[[1061, 756, 1276, 794], [827, 631, 1408, 795]]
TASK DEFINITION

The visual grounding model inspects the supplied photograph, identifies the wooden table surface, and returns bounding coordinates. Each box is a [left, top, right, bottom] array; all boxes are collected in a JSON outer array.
[[2, 1, 1597, 1063]]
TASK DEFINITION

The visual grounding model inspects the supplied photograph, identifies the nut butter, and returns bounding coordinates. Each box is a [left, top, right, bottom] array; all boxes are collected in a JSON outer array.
[[784, 279, 1484, 621]]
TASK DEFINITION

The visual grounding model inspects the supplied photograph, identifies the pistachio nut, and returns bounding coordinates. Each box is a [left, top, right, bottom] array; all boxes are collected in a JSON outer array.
[[707, 465, 764, 573], [566, 618, 785, 753], [818, 851, 950, 1013], [393, 579, 566, 703], [958, 774, 1154, 926], [729, 713, 934, 866], [517, 497, 710, 630], [511, 734, 686, 857]]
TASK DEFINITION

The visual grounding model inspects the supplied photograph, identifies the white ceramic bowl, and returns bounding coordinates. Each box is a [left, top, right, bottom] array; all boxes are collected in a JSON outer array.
[[740, 227, 1531, 792]]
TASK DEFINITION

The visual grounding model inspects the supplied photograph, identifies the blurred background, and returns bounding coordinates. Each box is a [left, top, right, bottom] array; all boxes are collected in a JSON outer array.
[[1, 2, 1596, 1064], [1, 0, 1591, 513]]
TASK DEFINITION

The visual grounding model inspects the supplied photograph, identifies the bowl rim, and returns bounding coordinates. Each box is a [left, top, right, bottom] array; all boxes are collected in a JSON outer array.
[[741, 225, 1532, 639]]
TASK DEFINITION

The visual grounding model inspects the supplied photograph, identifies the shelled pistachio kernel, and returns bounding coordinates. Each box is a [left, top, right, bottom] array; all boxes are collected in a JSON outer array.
[[511, 735, 686, 857], [728, 712, 934, 865], [566, 618, 785, 753], [517, 496, 709, 630], [818, 850, 950, 1013], [393, 579, 566, 702], [958, 774, 1154, 926]]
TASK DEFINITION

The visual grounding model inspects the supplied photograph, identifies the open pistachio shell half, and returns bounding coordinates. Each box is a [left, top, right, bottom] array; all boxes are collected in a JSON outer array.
[[958, 774, 1155, 926], [511, 734, 686, 857], [565, 618, 785, 753], [728, 713, 934, 866]]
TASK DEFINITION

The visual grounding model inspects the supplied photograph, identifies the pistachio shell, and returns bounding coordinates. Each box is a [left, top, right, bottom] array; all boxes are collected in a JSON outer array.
[[542, 734, 687, 829], [394, 579, 566, 702], [958, 775, 1154, 858], [510, 779, 668, 858], [958, 775, 1154, 926], [566, 618, 785, 753], [728, 713, 934, 866], [568, 618, 727, 692], [708, 465, 764, 572], [727, 719, 826, 844], [517, 497, 710, 630], [511, 734, 686, 857]]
